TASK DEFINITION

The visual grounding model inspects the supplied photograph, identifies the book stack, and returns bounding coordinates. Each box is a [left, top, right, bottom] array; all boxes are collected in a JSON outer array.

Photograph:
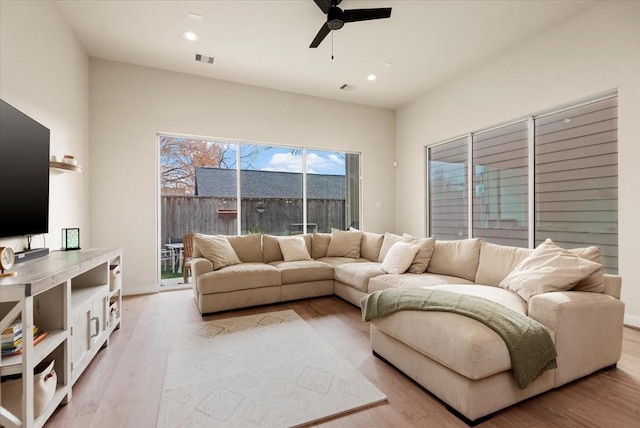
[[1, 322, 46, 356]]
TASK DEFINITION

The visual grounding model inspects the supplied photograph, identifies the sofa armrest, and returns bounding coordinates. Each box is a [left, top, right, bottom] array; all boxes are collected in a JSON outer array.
[[528, 291, 624, 387], [191, 257, 213, 294], [603, 274, 621, 298]]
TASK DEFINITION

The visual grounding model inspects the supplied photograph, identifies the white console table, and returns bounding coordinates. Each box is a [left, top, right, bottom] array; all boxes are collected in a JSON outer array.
[[0, 248, 123, 428]]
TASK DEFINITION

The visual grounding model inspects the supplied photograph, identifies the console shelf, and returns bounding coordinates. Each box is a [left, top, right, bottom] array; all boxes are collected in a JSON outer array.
[[0, 248, 123, 428]]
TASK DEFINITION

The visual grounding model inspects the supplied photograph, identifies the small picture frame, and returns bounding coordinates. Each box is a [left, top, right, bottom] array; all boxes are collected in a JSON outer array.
[[61, 228, 81, 251]]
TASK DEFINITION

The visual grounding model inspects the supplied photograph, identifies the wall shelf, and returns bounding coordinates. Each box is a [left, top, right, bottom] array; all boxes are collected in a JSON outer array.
[[49, 161, 81, 173]]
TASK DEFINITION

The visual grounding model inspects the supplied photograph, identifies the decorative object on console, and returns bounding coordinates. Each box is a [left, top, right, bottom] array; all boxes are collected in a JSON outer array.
[[1, 359, 57, 418], [61, 228, 81, 250], [0, 246, 17, 277]]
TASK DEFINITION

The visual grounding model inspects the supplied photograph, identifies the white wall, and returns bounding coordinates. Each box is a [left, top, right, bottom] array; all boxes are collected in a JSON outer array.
[[0, 1, 90, 253], [395, 1, 640, 325], [89, 60, 395, 295]]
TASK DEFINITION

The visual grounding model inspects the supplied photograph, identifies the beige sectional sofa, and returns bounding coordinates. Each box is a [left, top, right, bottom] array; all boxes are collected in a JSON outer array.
[[190, 230, 625, 423]]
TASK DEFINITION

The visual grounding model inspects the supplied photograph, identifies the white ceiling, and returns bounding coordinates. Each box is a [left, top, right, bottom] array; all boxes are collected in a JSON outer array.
[[54, 0, 599, 110]]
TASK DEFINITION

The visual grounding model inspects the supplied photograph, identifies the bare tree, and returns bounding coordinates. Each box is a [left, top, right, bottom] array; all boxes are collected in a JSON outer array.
[[160, 137, 266, 195], [160, 137, 223, 195]]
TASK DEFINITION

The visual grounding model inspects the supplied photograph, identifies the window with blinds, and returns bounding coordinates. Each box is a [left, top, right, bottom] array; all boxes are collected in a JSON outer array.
[[428, 137, 468, 240], [473, 121, 528, 247], [426, 93, 618, 273], [534, 97, 618, 273]]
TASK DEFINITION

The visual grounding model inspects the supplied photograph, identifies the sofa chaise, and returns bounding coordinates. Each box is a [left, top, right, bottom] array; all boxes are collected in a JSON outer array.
[[190, 230, 624, 423]]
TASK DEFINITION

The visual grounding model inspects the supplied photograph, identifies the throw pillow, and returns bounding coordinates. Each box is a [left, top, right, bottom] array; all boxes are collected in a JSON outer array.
[[475, 242, 533, 286], [380, 242, 421, 274], [499, 238, 601, 302], [377, 232, 403, 262], [401, 234, 436, 274], [326, 229, 363, 258], [350, 227, 384, 262], [226, 234, 262, 262], [262, 234, 284, 263], [193, 233, 241, 271], [569, 246, 605, 293], [427, 238, 481, 281], [278, 236, 312, 262], [311, 233, 331, 259]]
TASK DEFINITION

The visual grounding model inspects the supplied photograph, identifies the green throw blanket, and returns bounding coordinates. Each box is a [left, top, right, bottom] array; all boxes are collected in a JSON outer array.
[[361, 288, 557, 389]]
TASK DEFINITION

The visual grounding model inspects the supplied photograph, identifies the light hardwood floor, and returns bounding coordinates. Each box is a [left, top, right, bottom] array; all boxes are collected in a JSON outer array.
[[46, 290, 640, 427]]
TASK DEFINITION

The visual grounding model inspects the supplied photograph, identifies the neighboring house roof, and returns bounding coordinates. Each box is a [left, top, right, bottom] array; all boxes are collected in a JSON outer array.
[[195, 168, 346, 199]]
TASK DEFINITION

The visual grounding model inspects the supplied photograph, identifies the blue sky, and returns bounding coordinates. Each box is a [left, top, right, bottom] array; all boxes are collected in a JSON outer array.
[[243, 145, 346, 175]]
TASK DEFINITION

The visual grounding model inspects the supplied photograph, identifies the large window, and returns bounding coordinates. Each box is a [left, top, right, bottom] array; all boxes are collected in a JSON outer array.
[[473, 121, 529, 247], [428, 137, 468, 240], [427, 94, 618, 273], [161, 138, 360, 241]]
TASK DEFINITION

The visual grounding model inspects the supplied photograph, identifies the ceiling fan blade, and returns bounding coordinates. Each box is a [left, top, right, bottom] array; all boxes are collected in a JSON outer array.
[[342, 8, 392, 23], [310, 22, 331, 48], [313, 0, 333, 14]]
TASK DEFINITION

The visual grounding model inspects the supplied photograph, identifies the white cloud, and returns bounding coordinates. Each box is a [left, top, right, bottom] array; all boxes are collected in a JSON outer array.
[[262, 153, 302, 172], [262, 151, 345, 174]]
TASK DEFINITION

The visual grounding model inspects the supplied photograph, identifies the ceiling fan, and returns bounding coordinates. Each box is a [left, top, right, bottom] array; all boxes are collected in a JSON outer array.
[[309, 0, 392, 48]]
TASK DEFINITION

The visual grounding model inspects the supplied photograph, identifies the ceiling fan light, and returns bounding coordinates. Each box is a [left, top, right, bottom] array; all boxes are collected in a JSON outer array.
[[328, 19, 344, 30]]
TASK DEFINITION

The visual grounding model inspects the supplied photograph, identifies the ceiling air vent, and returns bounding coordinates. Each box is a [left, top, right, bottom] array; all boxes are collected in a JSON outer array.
[[339, 84, 355, 91], [195, 53, 214, 64]]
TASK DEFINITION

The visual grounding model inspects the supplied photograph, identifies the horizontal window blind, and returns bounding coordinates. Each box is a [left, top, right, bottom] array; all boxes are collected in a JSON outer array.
[[428, 137, 468, 240], [473, 121, 528, 247], [534, 97, 618, 273]]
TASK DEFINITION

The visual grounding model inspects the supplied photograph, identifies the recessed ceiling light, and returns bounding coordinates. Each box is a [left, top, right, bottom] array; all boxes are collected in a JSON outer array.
[[564, 118, 572, 123], [183, 31, 198, 41], [383, 62, 392, 67], [367, 74, 377, 81], [189, 12, 202, 21]]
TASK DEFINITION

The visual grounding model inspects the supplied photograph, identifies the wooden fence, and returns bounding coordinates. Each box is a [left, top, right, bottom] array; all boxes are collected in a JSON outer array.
[[161, 196, 345, 244]]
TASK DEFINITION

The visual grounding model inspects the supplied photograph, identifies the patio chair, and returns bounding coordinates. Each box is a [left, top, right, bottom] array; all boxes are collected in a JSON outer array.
[[160, 248, 172, 270], [182, 233, 194, 284]]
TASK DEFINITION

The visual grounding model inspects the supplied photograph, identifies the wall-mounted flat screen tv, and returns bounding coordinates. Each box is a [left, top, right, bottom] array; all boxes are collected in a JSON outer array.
[[0, 99, 50, 239]]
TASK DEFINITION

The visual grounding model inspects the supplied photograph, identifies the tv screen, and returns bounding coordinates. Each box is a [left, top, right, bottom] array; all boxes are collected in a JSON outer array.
[[0, 99, 50, 239]]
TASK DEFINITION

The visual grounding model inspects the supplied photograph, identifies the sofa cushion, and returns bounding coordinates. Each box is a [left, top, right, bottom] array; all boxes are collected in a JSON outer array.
[[380, 242, 420, 274], [226, 234, 263, 262], [315, 257, 366, 267], [499, 238, 601, 302], [270, 260, 334, 284], [326, 229, 363, 258], [358, 230, 384, 262], [196, 262, 281, 294], [333, 262, 386, 292], [278, 236, 312, 262], [475, 242, 533, 286], [370, 284, 541, 381], [570, 246, 605, 293], [373, 310, 510, 380], [427, 238, 481, 281], [372, 284, 540, 380], [368, 272, 474, 293], [311, 233, 331, 259], [401, 234, 436, 274], [193, 233, 242, 271], [377, 232, 403, 262], [430, 284, 529, 315]]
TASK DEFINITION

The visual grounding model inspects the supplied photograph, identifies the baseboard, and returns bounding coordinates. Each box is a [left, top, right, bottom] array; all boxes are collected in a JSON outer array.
[[624, 314, 640, 329], [123, 285, 159, 296]]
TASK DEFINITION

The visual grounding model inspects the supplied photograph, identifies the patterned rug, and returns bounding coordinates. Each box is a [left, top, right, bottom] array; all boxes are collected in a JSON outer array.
[[157, 309, 386, 427]]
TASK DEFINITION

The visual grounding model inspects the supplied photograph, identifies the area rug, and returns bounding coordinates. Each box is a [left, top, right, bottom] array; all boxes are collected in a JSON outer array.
[[157, 309, 386, 427]]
